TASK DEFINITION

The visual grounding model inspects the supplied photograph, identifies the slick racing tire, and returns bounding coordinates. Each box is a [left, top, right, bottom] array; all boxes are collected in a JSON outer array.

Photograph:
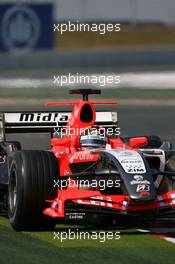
[[8, 150, 59, 231]]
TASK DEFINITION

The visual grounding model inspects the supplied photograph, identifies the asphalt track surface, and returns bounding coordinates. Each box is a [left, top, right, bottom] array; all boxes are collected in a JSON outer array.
[[2, 105, 175, 149]]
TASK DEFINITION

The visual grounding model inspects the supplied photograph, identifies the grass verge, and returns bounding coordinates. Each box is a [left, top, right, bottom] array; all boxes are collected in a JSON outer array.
[[0, 215, 175, 264]]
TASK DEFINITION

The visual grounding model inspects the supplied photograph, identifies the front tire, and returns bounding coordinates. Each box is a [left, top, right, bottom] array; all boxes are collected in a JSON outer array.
[[8, 150, 59, 231]]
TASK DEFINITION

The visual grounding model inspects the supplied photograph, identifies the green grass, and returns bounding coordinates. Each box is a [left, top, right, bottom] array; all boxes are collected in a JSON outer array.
[[0, 215, 175, 264]]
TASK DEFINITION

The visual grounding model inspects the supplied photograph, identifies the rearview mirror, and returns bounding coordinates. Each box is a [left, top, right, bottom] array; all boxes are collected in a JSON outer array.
[[129, 137, 148, 148]]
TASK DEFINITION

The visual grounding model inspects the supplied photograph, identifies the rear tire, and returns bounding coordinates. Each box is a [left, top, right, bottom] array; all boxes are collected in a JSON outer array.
[[8, 150, 59, 231]]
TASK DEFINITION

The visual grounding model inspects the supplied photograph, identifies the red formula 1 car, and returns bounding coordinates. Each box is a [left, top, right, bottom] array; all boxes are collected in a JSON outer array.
[[0, 89, 175, 231]]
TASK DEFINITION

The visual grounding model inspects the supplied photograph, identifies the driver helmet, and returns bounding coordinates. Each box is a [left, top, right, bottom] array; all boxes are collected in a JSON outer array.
[[80, 128, 107, 149]]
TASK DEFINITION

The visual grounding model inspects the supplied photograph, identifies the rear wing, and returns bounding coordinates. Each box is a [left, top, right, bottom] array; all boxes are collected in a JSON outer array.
[[0, 111, 118, 141]]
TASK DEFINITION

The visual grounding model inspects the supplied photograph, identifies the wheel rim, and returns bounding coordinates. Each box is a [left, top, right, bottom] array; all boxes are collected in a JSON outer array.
[[9, 169, 17, 215]]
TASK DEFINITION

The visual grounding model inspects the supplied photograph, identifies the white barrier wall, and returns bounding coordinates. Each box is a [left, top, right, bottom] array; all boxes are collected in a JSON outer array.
[[56, 0, 175, 24], [0, 0, 174, 24]]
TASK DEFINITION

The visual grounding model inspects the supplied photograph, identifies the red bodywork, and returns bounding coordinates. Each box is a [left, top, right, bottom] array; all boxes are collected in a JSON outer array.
[[43, 98, 175, 220]]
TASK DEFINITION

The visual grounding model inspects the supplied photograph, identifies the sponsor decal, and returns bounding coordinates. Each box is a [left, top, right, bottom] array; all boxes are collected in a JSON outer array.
[[69, 151, 94, 163], [130, 179, 150, 185], [5, 111, 116, 126], [65, 212, 85, 220], [133, 175, 143, 181], [19, 113, 69, 123], [136, 184, 150, 192], [76, 196, 113, 208], [118, 151, 135, 156], [111, 149, 146, 174], [121, 160, 146, 173]]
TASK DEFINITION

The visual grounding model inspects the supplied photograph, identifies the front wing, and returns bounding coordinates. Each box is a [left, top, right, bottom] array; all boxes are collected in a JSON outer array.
[[43, 186, 175, 222]]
